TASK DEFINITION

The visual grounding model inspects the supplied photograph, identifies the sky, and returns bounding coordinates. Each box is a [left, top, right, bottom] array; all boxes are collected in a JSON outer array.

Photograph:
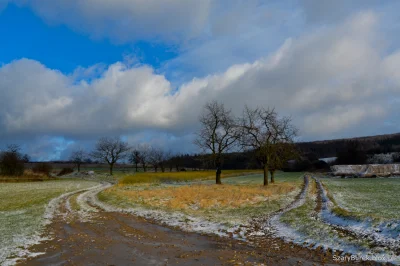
[[1, 0, 400, 161]]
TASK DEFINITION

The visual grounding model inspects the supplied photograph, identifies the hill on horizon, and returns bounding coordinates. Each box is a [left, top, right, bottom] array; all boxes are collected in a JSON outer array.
[[298, 132, 400, 158]]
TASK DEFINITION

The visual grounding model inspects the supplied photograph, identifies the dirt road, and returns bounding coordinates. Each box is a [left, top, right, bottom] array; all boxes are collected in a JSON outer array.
[[16, 182, 378, 266]]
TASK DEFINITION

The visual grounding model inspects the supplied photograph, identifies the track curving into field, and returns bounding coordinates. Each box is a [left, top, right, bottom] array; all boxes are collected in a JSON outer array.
[[313, 176, 400, 256], [255, 175, 310, 240], [12, 177, 357, 266], [249, 175, 397, 265]]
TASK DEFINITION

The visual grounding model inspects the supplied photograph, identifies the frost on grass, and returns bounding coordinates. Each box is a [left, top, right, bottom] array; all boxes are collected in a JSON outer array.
[[98, 172, 303, 227], [259, 175, 310, 240], [91, 175, 302, 240], [278, 177, 373, 255], [322, 177, 400, 221], [314, 177, 400, 262], [270, 176, 400, 265], [90, 183, 244, 239], [0, 180, 99, 265]]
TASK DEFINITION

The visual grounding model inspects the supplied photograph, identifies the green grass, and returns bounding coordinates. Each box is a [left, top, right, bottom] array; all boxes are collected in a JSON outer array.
[[0, 179, 98, 263], [321, 177, 400, 221], [280, 178, 380, 252]]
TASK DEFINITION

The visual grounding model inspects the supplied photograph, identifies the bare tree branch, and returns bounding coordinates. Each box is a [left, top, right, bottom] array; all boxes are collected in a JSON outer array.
[[91, 137, 130, 176], [240, 106, 298, 185], [194, 101, 240, 184]]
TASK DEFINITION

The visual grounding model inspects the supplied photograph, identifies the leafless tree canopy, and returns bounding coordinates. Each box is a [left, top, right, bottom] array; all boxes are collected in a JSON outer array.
[[148, 147, 171, 172], [91, 137, 130, 175], [129, 148, 141, 172], [240, 106, 298, 185], [6, 144, 21, 154], [194, 101, 240, 184], [69, 149, 87, 172], [138, 144, 151, 172]]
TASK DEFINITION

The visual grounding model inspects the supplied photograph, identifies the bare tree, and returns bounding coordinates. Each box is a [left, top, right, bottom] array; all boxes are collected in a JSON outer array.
[[240, 106, 297, 185], [69, 149, 87, 172], [138, 144, 151, 172], [129, 148, 141, 172], [194, 101, 240, 184], [171, 153, 182, 172], [149, 147, 163, 172], [91, 137, 130, 176], [165, 151, 175, 172], [267, 142, 299, 183], [7, 144, 21, 154], [160, 150, 172, 173]]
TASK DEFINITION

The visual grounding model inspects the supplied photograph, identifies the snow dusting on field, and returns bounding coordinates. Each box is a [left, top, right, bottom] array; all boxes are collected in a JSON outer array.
[[0, 180, 99, 265], [263, 176, 400, 265]]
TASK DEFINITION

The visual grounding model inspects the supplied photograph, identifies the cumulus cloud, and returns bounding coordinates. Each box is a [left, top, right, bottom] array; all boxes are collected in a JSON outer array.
[[9, 0, 211, 42], [2, 10, 400, 158]]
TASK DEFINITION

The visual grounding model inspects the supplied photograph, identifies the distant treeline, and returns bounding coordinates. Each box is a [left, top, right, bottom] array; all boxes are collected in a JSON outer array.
[[297, 133, 400, 158]]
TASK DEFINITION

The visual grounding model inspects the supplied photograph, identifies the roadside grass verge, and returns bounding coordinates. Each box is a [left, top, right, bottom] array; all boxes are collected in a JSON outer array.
[[0, 179, 98, 264], [321, 177, 400, 221], [119, 169, 263, 185]]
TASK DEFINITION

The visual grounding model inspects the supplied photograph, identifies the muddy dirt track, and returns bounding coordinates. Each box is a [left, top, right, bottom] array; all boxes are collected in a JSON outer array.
[[16, 181, 382, 266]]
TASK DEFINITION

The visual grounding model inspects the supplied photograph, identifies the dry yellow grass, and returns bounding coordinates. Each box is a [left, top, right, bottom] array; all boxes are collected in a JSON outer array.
[[119, 170, 262, 185], [0, 169, 52, 182], [105, 182, 296, 211]]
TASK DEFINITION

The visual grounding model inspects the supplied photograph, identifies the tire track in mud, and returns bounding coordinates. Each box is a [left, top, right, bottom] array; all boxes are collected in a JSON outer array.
[[255, 175, 310, 240], [246, 175, 397, 265], [1, 183, 105, 266], [313, 176, 400, 256]]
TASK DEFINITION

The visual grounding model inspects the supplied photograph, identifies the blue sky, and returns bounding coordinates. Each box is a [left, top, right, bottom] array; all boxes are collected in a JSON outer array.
[[0, 4, 178, 73], [1, 0, 400, 160]]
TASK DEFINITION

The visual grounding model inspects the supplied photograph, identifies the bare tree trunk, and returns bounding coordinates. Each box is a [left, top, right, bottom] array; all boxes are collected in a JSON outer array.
[[77, 163, 81, 172], [135, 163, 138, 172], [270, 169, 275, 183], [216, 167, 222, 184], [263, 164, 269, 186], [215, 160, 222, 184], [143, 164, 147, 172], [110, 163, 114, 176], [154, 166, 158, 172]]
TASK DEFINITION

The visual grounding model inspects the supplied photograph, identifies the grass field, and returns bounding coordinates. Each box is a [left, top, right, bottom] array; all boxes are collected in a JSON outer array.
[[98, 171, 304, 225], [279, 178, 373, 254], [0, 179, 98, 264], [118, 169, 264, 184], [321, 177, 400, 221]]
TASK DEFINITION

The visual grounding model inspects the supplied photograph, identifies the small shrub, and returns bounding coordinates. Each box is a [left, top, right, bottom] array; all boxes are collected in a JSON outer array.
[[0, 152, 24, 176], [32, 163, 53, 176], [57, 167, 74, 176]]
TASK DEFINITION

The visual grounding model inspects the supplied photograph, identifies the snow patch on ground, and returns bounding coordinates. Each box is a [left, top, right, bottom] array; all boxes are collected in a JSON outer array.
[[315, 177, 400, 249], [313, 176, 400, 264], [87, 183, 245, 240], [1, 183, 101, 266], [259, 175, 309, 241]]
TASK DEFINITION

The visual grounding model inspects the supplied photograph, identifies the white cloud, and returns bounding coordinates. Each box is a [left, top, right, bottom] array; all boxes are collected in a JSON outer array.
[[2, 10, 400, 157]]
